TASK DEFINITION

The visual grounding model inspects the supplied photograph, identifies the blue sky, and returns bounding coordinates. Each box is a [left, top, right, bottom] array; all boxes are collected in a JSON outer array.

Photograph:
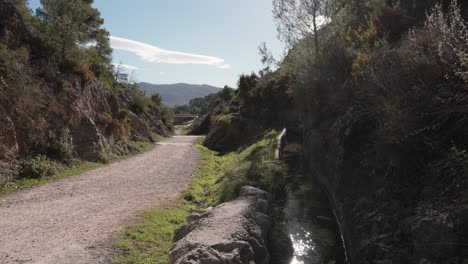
[[28, 0, 284, 87]]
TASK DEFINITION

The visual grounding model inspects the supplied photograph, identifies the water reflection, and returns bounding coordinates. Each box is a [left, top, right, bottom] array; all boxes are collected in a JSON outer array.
[[285, 175, 345, 264], [290, 231, 315, 256]]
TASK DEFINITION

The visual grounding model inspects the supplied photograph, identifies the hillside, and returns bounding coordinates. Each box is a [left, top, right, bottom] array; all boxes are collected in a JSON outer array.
[[192, 0, 468, 262], [138, 82, 221, 106], [0, 0, 171, 181]]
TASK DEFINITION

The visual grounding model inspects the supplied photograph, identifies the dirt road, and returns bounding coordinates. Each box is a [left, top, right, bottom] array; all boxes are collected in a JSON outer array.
[[0, 136, 200, 264]]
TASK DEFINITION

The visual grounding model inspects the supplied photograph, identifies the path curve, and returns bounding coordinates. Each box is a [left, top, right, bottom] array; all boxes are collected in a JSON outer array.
[[0, 136, 200, 264]]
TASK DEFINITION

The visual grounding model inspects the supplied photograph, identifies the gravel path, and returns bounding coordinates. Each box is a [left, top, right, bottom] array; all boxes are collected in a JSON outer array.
[[0, 136, 200, 264]]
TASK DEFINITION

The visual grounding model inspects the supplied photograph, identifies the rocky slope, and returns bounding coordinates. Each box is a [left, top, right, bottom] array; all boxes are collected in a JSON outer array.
[[0, 1, 170, 180], [302, 109, 468, 263]]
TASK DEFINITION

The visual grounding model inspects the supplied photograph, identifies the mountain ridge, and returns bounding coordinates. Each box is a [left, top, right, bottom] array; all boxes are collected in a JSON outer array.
[[138, 82, 222, 106]]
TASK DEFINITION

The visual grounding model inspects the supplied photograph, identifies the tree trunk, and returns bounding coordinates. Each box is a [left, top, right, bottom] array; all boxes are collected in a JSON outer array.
[[312, 14, 319, 56]]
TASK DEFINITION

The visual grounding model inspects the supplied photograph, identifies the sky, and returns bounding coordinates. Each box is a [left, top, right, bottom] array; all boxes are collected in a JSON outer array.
[[28, 0, 284, 88]]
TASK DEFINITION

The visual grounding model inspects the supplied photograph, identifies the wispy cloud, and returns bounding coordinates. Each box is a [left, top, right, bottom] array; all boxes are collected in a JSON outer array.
[[110, 36, 230, 69], [112, 63, 139, 71]]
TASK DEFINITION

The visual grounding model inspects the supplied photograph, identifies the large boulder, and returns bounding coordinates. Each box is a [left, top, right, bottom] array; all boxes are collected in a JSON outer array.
[[170, 186, 272, 264]]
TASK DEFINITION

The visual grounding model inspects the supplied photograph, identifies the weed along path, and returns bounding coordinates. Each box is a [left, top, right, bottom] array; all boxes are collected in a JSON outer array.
[[0, 136, 200, 264]]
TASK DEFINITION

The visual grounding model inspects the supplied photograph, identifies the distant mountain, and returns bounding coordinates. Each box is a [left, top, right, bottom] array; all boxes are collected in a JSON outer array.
[[138, 82, 222, 106]]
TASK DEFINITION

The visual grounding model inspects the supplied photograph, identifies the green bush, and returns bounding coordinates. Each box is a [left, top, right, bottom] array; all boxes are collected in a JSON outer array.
[[115, 109, 130, 120], [19, 155, 57, 179], [160, 105, 174, 131], [127, 86, 151, 114], [48, 128, 76, 165], [98, 149, 111, 164], [112, 142, 131, 156], [150, 93, 162, 106], [96, 112, 113, 128]]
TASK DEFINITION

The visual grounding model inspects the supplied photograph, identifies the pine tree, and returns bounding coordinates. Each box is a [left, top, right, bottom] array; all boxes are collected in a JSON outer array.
[[36, 0, 111, 66]]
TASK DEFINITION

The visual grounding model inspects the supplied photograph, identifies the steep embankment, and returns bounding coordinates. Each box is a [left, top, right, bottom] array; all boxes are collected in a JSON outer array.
[[196, 1, 468, 263], [0, 1, 171, 180], [0, 136, 199, 264]]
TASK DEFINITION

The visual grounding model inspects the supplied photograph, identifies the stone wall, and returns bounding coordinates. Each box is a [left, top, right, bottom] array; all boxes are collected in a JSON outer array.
[[170, 186, 273, 264]]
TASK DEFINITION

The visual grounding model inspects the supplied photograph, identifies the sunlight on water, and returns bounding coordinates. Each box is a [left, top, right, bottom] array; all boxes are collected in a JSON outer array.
[[291, 256, 303, 264], [290, 229, 316, 264]]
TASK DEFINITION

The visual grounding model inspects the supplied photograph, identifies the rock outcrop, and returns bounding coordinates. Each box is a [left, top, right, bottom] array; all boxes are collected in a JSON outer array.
[[170, 186, 272, 264], [303, 108, 468, 263]]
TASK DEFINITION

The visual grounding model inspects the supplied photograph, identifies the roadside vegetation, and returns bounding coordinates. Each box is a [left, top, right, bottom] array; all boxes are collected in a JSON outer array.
[[0, 141, 155, 197], [114, 130, 287, 264], [0, 0, 174, 191], [188, 0, 468, 262], [172, 85, 235, 115]]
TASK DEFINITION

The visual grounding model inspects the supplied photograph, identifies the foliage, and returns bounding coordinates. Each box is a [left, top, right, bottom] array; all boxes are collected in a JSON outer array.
[[172, 86, 234, 115], [150, 93, 162, 106], [26, 128, 77, 165], [114, 208, 188, 264], [19, 155, 57, 179], [96, 112, 113, 128], [237, 72, 259, 102], [160, 105, 174, 131], [218, 85, 235, 102], [126, 85, 151, 114], [273, 0, 327, 54], [47, 128, 76, 165], [97, 149, 111, 164], [115, 109, 130, 120], [272, 0, 468, 215], [36, 0, 111, 67]]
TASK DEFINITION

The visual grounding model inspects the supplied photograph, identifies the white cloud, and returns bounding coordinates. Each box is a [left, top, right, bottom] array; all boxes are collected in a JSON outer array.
[[217, 63, 231, 69], [110, 36, 230, 69], [112, 63, 139, 71]]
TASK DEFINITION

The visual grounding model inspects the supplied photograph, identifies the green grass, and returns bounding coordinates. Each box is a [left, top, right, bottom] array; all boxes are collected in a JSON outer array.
[[0, 140, 158, 197], [113, 130, 286, 264], [174, 125, 191, 135], [114, 143, 231, 264], [113, 208, 188, 264]]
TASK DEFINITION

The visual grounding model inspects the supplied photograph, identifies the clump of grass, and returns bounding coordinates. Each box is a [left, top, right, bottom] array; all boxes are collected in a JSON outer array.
[[113, 208, 188, 264]]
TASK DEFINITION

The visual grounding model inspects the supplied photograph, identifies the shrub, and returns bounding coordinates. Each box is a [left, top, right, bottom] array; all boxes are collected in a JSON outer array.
[[160, 106, 174, 131], [96, 112, 113, 128], [115, 109, 129, 120], [112, 142, 131, 156], [75, 63, 94, 83], [127, 86, 151, 114], [19, 155, 57, 179], [47, 128, 76, 165], [150, 93, 162, 106], [97, 150, 111, 164]]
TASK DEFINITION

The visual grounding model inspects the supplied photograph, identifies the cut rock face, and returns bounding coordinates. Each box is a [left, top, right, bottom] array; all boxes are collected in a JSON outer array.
[[170, 186, 272, 264]]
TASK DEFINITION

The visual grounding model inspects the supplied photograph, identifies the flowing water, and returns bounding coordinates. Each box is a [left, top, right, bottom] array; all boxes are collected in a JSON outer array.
[[285, 175, 346, 264]]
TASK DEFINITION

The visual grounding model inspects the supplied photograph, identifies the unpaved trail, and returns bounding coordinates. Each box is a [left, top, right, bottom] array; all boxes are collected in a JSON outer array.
[[0, 136, 200, 264]]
